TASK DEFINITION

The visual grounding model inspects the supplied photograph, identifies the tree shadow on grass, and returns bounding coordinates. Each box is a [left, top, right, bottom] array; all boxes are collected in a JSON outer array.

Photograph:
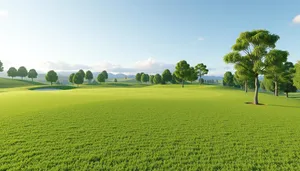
[[244, 102, 265, 106], [244, 102, 300, 108], [266, 104, 300, 109]]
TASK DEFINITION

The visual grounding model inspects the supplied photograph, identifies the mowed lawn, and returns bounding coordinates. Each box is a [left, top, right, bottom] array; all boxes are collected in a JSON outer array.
[[1, 85, 300, 170]]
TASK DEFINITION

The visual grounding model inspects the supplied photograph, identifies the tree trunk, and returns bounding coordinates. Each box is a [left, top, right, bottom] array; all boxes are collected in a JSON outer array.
[[244, 81, 248, 93], [274, 81, 278, 96], [286, 92, 289, 98], [253, 76, 259, 105], [182, 80, 184, 88]]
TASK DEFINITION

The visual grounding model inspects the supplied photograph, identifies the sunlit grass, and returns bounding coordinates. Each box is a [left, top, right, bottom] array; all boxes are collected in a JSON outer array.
[[0, 85, 300, 170]]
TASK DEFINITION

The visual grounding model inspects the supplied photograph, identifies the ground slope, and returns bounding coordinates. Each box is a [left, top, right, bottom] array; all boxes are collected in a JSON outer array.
[[0, 77, 44, 88], [0, 85, 300, 170]]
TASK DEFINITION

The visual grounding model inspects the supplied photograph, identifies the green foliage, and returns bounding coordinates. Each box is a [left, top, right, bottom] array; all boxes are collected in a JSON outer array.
[[153, 74, 162, 84], [114, 78, 117, 83], [141, 73, 149, 83], [78, 69, 85, 79], [97, 73, 106, 83], [171, 72, 182, 84], [293, 61, 300, 89], [0, 60, 3, 72], [162, 69, 172, 83], [69, 73, 75, 83], [223, 71, 234, 86], [1, 86, 300, 170], [195, 63, 208, 83], [135, 73, 142, 82], [85, 70, 93, 81], [45, 70, 58, 85], [7, 67, 18, 79], [73, 72, 84, 86], [187, 67, 198, 83], [101, 70, 108, 79], [224, 30, 280, 104], [174, 60, 190, 87], [17, 66, 28, 79], [149, 75, 154, 84], [28, 69, 38, 81]]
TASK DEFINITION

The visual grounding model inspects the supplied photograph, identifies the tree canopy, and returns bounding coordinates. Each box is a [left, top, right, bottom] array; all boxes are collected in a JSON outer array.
[[78, 69, 85, 79], [28, 69, 38, 81], [135, 73, 142, 82], [195, 63, 208, 84], [17, 66, 28, 79], [45, 70, 58, 85], [174, 60, 190, 87], [101, 70, 108, 79], [97, 73, 106, 83], [85, 70, 93, 82], [293, 61, 300, 90], [223, 71, 234, 86], [73, 72, 84, 86], [153, 74, 162, 84], [187, 67, 198, 83], [7, 67, 18, 79], [162, 69, 172, 83], [224, 29, 280, 104], [0, 60, 3, 72], [69, 73, 75, 83], [141, 73, 149, 83]]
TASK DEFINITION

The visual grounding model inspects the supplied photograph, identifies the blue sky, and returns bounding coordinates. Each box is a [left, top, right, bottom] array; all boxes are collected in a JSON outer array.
[[0, 0, 300, 75]]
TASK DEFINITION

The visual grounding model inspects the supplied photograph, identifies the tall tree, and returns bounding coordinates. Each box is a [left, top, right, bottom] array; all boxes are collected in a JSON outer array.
[[28, 69, 38, 82], [45, 70, 58, 85], [69, 73, 75, 84], [97, 73, 106, 84], [17, 66, 28, 80], [114, 78, 118, 83], [224, 30, 280, 105], [195, 63, 208, 84], [135, 73, 142, 82], [234, 62, 254, 93], [149, 75, 154, 84], [162, 69, 172, 83], [73, 72, 84, 86], [153, 74, 162, 84], [141, 73, 149, 83], [171, 72, 182, 84], [78, 69, 85, 79], [293, 61, 300, 90], [223, 71, 234, 86], [174, 60, 191, 88], [7, 67, 18, 79], [101, 70, 108, 79], [85, 70, 93, 83], [281, 62, 297, 97], [264, 50, 289, 96], [187, 67, 198, 83], [0, 60, 3, 72]]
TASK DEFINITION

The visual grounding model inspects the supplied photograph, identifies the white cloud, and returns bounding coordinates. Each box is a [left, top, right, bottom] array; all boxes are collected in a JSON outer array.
[[293, 15, 300, 24], [135, 58, 175, 74], [0, 10, 8, 18], [40, 58, 175, 75], [198, 37, 205, 41]]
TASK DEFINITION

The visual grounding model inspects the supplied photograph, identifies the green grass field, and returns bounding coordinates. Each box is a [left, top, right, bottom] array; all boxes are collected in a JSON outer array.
[[1, 84, 300, 170]]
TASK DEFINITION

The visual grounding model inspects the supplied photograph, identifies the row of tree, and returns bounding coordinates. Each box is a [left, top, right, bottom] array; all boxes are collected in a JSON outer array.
[[68, 70, 109, 86], [135, 62, 209, 87], [6, 66, 38, 81], [223, 29, 300, 104]]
